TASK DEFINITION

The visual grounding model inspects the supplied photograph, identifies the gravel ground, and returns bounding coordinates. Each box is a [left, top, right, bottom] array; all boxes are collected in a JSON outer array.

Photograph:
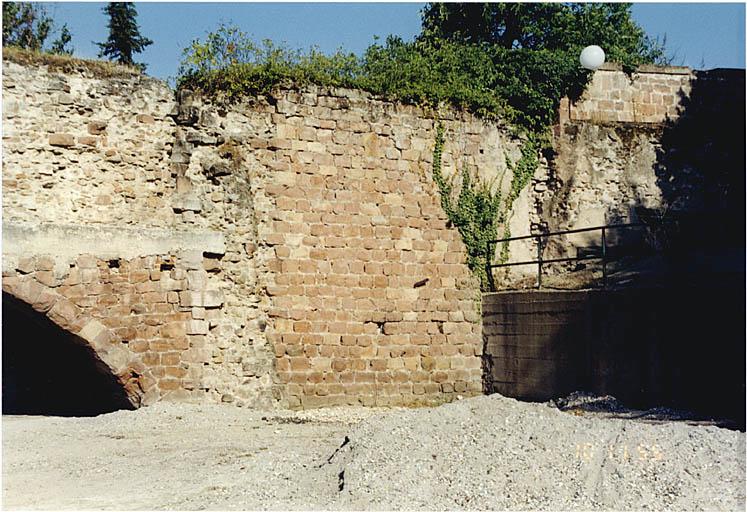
[[3, 394, 744, 511], [330, 394, 745, 511]]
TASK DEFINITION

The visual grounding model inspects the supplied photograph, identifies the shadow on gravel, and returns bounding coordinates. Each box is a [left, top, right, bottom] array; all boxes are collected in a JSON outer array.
[[551, 391, 745, 432]]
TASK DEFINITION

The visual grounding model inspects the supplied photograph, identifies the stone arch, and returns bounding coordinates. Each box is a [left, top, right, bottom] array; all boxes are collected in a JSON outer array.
[[2, 274, 157, 412]]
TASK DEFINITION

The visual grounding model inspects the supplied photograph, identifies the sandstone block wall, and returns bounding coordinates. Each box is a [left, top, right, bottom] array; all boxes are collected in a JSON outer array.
[[2, 58, 506, 409], [562, 63, 694, 124], [182, 88, 499, 407]]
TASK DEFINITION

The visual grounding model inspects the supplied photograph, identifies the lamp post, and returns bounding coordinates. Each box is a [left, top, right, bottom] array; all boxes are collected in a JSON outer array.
[[580, 45, 605, 70]]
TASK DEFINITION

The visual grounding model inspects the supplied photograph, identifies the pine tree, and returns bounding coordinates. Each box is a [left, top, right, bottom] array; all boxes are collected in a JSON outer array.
[[97, 2, 152, 70]]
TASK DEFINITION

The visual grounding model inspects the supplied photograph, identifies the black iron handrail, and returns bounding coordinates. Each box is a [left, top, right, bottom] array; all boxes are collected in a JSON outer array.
[[486, 222, 647, 291]]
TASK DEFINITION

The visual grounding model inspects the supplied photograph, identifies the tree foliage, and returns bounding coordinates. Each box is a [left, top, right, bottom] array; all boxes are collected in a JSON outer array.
[[2, 2, 73, 55], [50, 24, 73, 56], [420, 2, 669, 69], [97, 2, 152, 69]]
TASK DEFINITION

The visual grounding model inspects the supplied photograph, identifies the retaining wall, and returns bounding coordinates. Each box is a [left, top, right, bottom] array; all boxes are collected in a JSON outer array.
[[3, 54, 743, 410]]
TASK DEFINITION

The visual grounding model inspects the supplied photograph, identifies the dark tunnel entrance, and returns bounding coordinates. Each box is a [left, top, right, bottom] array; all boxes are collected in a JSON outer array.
[[2, 292, 135, 416]]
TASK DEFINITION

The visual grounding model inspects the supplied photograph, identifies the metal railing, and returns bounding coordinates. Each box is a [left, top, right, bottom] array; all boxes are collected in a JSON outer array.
[[486, 223, 649, 291]]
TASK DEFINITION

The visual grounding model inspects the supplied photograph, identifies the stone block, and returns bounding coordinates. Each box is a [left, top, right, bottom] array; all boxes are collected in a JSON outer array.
[[78, 136, 98, 146], [34, 270, 60, 288], [186, 320, 209, 335], [178, 289, 224, 308], [178, 250, 204, 270], [96, 347, 129, 374], [29, 287, 57, 313], [49, 133, 75, 147], [159, 277, 186, 292], [202, 256, 221, 272], [277, 124, 297, 139], [161, 322, 186, 338], [16, 257, 35, 274], [173, 195, 202, 212], [47, 298, 82, 330], [35, 256, 55, 271], [187, 270, 208, 290], [142, 291, 167, 303], [87, 121, 107, 135], [75, 254, 98, 269], [159, 379, 182, 391], [176, 176, 193, 194]]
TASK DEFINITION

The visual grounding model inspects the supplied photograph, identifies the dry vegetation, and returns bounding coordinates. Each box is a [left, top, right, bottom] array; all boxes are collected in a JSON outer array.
[[2, 47, 142, 79]]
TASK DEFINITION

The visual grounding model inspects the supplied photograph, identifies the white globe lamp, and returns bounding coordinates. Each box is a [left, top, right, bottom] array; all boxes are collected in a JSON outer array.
[[580, 45, 605, 70]]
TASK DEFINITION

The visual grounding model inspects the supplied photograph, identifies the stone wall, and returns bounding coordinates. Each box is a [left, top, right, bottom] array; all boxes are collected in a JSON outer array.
[[4, 56, 742, 406], [176, 88, 507, 407], [551, 66, 743, 228], [561, 63, 694, 124], [3, 58, 287, 409], [2, 57, 511, 408]]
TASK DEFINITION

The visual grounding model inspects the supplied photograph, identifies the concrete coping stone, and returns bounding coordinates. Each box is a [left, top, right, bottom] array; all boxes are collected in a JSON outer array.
[[596, 62, 693, 75]]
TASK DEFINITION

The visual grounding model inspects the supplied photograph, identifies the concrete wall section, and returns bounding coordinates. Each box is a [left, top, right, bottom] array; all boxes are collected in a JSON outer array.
[[483, 287, 746, 421]]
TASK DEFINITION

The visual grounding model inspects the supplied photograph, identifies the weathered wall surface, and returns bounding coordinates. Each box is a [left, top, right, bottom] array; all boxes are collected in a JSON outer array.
[[4, 57, 742, 408], [174, 88, 511, 407], [550, 67, 743, 228], [499, 66, 745, 285], [483, 287, 746, 422], [2, 59, 278, 407], [3, 58, 516, 408], [3, 61, 177, 226]]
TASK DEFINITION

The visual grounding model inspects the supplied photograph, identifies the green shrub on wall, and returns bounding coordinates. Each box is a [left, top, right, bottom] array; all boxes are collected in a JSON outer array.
[[178, 26, 588, 134]]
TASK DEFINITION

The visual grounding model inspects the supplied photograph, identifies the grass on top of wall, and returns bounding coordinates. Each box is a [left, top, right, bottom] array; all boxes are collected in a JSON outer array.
[[2, 46, 142, 79]]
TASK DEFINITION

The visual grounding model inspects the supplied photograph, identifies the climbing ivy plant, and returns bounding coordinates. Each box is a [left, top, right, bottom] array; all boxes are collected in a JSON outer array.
[[432, 122, 508, 290], [431, 123, 543, 290]]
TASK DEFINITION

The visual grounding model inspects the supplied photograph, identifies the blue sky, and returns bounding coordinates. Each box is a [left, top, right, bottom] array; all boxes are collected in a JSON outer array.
[[40, 2, 746, 81]]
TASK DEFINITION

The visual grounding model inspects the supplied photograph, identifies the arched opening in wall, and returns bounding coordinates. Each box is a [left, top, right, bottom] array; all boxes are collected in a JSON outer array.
[[2, 292, 135, 416]]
